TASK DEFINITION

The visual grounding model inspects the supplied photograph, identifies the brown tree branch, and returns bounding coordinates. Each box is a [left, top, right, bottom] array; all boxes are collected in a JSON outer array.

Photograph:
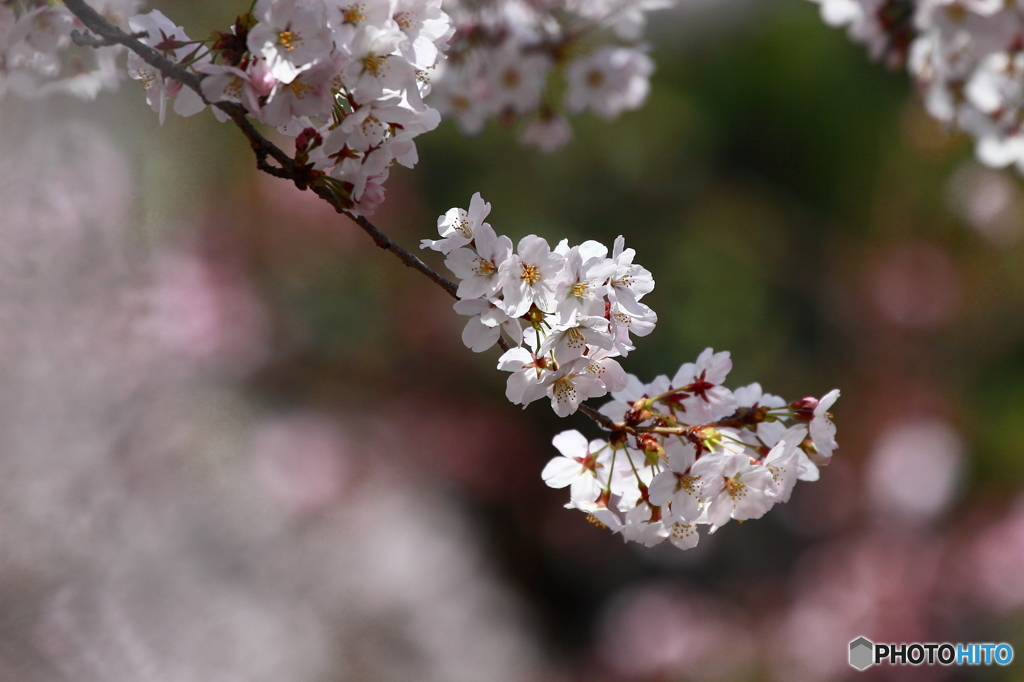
[[62, 0, 620, 431], [64, 0, 460, 299]]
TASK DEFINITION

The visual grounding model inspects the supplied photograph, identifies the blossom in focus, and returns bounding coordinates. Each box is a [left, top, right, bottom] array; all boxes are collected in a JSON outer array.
[[422, 191, 493, 254], [541, 430, 612, 507], [127, 11, 208, 124], [248, 0, 334, 84], [498, 235, 565, 318]]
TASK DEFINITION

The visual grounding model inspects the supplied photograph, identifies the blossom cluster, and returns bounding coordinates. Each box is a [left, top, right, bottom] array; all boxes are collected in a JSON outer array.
[[430, 0, 674, 151], [543, 350, 840, 549], [0, 0, 141, 99], [422, 192, 657, 417], [120, 0, 453, 216], [1, 0, 679, 210], [810, 0, 1024, 175]]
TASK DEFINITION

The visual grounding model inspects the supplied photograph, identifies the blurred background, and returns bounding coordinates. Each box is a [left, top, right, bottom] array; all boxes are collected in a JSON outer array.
[[2, 0, 1024, 679]]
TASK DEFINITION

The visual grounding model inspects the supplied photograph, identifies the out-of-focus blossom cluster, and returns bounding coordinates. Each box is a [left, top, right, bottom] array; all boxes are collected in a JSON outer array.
[[422, 192, 657, 417], [431, 0, 674, 151], [810, 0, 1024, 176], [120, 0, 454, 216], [541, 356, 839, 550], [0, 0, 141, 98], [0, 112, 543, 682]]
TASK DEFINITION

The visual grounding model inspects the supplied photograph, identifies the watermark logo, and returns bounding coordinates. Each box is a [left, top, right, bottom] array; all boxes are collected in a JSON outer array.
[[849, 637, 1014, 670], [849, 637, 874, 671]]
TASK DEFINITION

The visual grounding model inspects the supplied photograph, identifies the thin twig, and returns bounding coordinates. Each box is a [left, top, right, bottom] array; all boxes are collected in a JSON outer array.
[[578, 404, 616, 431], [70, 29, 148, 48]]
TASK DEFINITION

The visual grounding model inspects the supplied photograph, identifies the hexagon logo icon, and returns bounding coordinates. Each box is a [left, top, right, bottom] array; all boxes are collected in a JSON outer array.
[[849, 637, 874, 671]]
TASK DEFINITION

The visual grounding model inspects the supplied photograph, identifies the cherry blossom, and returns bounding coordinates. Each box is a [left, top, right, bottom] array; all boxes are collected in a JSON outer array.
[[127, 11, 208, 124], [452, 298, 523, 352], [666, 348, 737, 424], [498, 234, 565, 317], [4, 0, 845, 560], [444, 224, 513, 300], [542, 430, 613, 506], [498, 345, 553, 407], [695, 452, 777, 530], [547, 357, 608, 417], [808, 389, 840, 465], [429, 0, 674, 149], [812, 0, 1024, 176], [422, 192, 492, 254], [248, 0, 334, 84], [565, 46, 653, 120], [523, 345, 840, 549]]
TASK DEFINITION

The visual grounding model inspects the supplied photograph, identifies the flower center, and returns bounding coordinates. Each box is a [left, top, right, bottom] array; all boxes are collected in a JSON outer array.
[[225, 76, 244, 98], [343, 4, 367, 24], [726, 475, 747, 501], [453, 214, 471, 237], [572, 281, 591, 299], [670, 522, 695, 540], [473, 258, 497, 277], [136, 69, 156, 90], [289, 80, 314, 98], [502, 68, 521, 89], [277, 30, 301, 52], [613, 267, 636, 288], [680, 474, 700, 494], [362, 115, 384, 137], [586, 70, 604, 88], [553, 376, 578, 403], [394, 10, 416, 29], [520, 263, 541, 285], [566, 327, 586, 349], [362, 54, 389, 77]]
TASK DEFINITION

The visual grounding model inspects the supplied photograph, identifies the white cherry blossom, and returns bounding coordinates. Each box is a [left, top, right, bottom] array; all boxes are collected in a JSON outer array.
[[421, 191, 492, 254], [497, 345, 554, 407], [648, 438, 703, 521], [498, 235, 565, 317], [565, 46, 653, 120], [249, 0, 334, 84], [693, 452, 776, 530], [541, 430, 612, 506], [547, 357, 608, 417], [809, 389, 840, 465], [537, 315, 615, 361], [453, 298, 523, 352], [667, 348, 738, 424], [127, 11, 207, 124], [444, 223, 513, 300]]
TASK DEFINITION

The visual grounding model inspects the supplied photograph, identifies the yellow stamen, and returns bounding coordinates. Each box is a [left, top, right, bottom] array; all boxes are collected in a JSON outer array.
[[362, 54, 389, 76], [726, 475, 747, 501], [394, 10, 416, 29], [343, 4, 367, 24], [277, 30, 300, 52], [473, 258, 498, 277]]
